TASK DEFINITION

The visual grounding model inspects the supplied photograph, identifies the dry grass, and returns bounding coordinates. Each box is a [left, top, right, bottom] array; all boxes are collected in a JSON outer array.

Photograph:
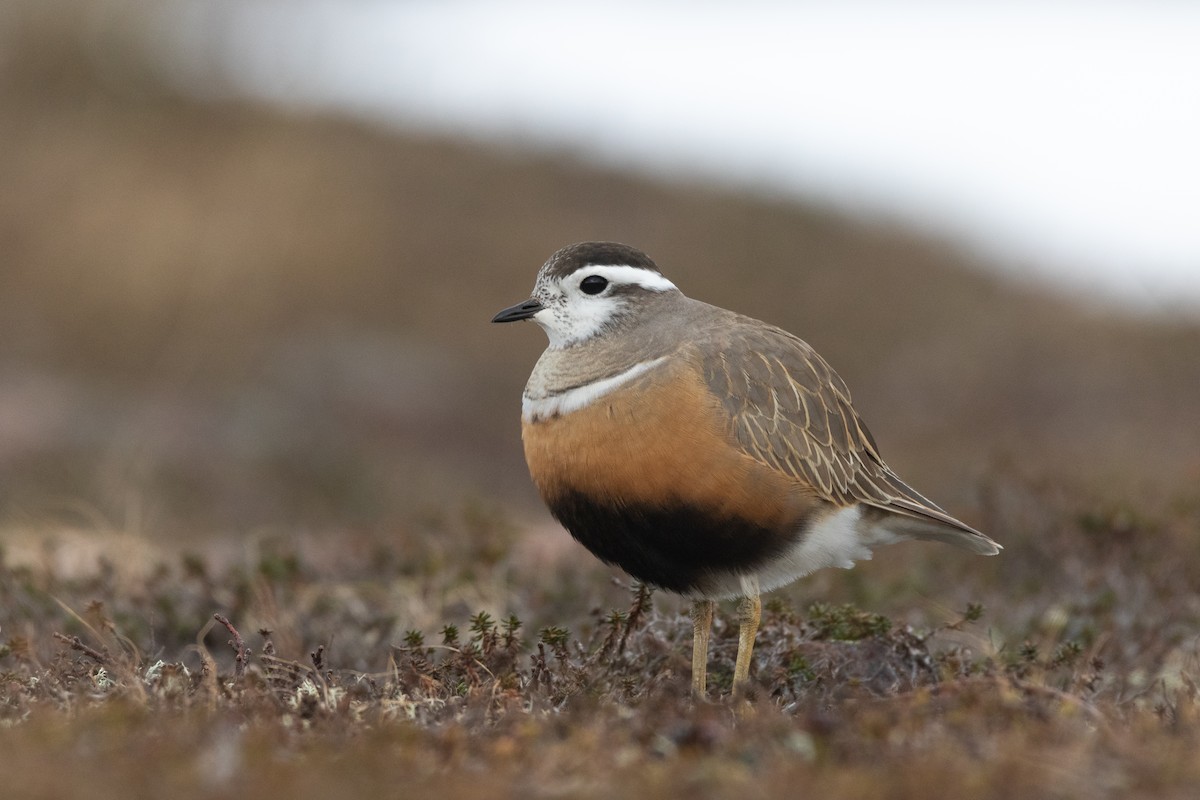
[[2, 2, 1200, 797]]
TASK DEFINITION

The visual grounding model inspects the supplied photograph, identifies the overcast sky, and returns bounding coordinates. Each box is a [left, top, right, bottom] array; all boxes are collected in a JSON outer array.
[[153, 0, 1200, 312]]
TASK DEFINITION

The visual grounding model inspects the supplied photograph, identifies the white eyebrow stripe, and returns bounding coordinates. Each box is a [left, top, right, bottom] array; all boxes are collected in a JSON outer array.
[[580, 265, 677, 292], [522, 356, 669, 422]]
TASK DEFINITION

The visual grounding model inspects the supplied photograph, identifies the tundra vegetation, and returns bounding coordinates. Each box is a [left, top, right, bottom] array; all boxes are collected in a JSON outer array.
[[1, 4, 1198, 798]]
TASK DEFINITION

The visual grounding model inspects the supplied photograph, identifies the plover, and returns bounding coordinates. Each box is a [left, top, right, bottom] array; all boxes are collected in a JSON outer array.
[[493, 242, 1000, 696]]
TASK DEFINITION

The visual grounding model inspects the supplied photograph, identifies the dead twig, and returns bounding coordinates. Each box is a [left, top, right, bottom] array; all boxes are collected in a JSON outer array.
[[213, 613, 248, 681], [53, 632, 108, 665]]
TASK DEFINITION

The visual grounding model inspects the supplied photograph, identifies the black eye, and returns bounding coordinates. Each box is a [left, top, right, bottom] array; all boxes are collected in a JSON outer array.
[[580, 275, 609, 295]]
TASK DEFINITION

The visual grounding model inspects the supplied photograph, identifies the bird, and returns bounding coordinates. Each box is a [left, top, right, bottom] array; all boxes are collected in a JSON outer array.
[[492, 241, 1000, 697]]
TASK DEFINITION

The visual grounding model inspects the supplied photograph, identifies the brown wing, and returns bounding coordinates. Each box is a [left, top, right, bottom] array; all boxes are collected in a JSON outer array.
[[698, 322, 1000, 555]]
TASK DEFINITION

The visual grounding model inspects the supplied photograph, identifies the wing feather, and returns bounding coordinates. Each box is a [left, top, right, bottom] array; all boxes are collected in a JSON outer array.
[[698, 322, 1000, 554]]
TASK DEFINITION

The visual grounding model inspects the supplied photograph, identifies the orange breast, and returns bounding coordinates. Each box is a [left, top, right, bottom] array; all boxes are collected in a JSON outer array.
[[522, 359, 815, 544]]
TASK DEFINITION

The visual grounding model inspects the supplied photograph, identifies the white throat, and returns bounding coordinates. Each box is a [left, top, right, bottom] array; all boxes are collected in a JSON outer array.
[[531, 265, 677, 349], [532, 300, 620, 349]]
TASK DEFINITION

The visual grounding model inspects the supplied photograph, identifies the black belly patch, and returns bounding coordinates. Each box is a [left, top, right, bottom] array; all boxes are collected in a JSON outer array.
[[546, 490, 800, 594]]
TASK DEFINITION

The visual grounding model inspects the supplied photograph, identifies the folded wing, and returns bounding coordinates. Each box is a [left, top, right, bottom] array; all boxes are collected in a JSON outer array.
[[698, 323, 1000, 555]]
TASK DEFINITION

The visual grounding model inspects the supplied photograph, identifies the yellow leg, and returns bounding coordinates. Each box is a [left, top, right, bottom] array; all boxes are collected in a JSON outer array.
[[690, 598, 715, 697], [733, 586, 761, 690]]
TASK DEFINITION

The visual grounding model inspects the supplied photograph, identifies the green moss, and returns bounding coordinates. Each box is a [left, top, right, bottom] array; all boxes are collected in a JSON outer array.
[[805, 603, 892, 641], [786, 653, 816, 682]]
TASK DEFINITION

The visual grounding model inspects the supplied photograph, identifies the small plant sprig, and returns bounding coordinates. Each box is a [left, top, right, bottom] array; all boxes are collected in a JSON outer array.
[[804, 602, 892, 642]]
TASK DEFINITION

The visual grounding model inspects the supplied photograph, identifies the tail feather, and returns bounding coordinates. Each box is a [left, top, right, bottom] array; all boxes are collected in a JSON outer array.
[[867, 499, 1002, 555]]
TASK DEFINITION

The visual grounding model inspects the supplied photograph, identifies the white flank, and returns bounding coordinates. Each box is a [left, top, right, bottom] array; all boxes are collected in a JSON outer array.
[[522, 356, 667, 422], [704, 506, 905, 599]]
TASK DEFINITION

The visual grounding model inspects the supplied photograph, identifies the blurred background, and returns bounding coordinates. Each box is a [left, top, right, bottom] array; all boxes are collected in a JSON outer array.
[[1, 0, 1198, 582]]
